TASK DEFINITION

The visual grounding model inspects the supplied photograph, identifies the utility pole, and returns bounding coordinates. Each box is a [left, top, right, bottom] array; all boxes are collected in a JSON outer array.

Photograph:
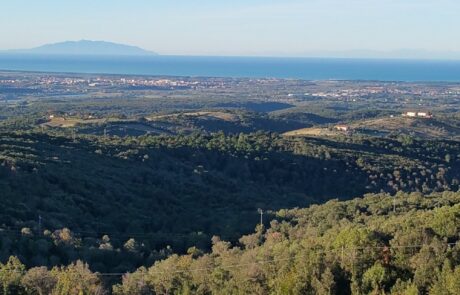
[[393, 197, 396, 213], [104, 128, 107, 137], [38, 215, 42, 236], [341, 246, 344, 264], [257, 208, 263, 226]]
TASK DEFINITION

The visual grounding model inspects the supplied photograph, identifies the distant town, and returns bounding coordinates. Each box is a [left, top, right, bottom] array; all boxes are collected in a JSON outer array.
[[1, 70, 460, 141]]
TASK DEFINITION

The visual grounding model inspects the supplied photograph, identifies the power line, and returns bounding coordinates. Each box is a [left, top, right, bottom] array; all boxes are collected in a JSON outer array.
[[0, 229, 213, 242], [93, 241, 460, 277], [0, 226, 247, 245], [0, 242, 458, 277], [44, 241, 460, 276]]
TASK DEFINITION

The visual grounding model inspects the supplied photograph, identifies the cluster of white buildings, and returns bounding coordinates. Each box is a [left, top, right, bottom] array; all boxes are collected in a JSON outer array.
[[402, 111, 433, 118]]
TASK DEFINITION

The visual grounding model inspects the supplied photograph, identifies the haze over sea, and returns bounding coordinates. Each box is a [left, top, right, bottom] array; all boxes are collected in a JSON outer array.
[[1, 54, 460, 82]]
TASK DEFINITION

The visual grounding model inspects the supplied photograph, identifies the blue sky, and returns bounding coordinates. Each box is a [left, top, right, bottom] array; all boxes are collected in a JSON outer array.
[[1, 0, 459, 57]]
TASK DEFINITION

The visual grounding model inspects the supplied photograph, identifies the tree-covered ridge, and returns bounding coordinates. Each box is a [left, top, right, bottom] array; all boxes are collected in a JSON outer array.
[[0, 130, 459, 274], [1, 191, 459, 294], [114, 191, 460, 294]]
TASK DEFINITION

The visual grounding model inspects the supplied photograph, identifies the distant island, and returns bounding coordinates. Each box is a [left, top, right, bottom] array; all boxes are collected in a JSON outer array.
[[4, 40, 157, 56]]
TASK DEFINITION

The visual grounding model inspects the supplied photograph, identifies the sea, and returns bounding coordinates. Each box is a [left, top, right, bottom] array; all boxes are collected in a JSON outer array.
[[0, 54, 460, 82]]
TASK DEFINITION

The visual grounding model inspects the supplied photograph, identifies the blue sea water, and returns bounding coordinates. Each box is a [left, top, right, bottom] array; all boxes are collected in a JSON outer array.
[[0, 54, 460, 82]]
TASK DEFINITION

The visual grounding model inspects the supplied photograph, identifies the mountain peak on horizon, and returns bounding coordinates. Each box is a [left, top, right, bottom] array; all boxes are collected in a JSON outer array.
[[15, 40, 157, 56]]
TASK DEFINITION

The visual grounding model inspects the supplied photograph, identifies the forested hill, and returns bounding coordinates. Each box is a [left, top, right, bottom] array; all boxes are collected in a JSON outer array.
[[113, 191, 460, 294], [0, 130, 459, 274], [2, 191, 460, 294]]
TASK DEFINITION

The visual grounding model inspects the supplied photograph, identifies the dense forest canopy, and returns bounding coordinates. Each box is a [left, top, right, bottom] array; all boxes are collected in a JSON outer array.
[[112, 191, 460, 294], [1, 72, 460, 293], [1, 191, 460, 294], [0, 129, 459, 276]]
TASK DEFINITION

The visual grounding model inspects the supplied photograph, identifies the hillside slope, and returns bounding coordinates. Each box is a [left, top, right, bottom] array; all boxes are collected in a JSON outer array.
[[283, 116, 460, 140], [351, 116, 460, 139], [116, 191, 460, 294], [0, 130, 459, 273]]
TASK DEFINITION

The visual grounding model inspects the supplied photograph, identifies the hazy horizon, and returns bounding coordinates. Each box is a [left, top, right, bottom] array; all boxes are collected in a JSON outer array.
[[3, 39, 460, 61], [1, 0, 460, 59]]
